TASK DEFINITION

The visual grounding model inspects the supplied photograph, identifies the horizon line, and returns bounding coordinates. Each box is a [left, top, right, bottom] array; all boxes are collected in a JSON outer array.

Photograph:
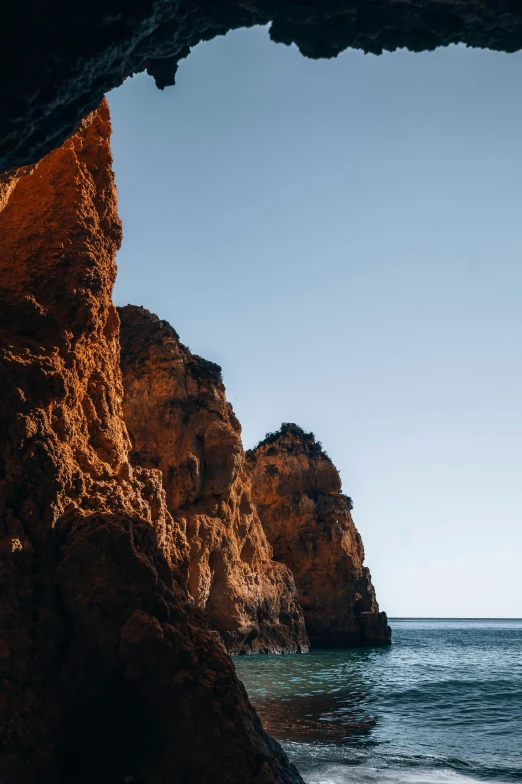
[[388, 616, 522, 620]]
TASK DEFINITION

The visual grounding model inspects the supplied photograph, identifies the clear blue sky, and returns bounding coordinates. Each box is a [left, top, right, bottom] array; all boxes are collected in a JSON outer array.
[[108, 27, 522, 618]]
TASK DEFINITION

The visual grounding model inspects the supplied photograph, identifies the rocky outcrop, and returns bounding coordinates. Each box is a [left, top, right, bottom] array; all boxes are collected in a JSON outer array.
[[118, 305, 308, 655], [248, 424, 391, 648], [2, 1, 522, 174], [0, 101, 303, 783]]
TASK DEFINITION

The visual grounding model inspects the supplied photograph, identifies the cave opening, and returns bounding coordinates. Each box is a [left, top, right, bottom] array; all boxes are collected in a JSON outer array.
[[108, 26, 522, 620], [1, 6, 522, 783]]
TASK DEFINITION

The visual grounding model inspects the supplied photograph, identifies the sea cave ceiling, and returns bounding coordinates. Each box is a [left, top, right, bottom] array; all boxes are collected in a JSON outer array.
[[1, 0, 522, 174]]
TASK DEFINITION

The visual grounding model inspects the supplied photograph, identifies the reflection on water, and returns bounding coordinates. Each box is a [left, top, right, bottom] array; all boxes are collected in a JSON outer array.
[[253, 689, 377, 744], [234, 620, 522, 783], [235, 646, 385, 745]]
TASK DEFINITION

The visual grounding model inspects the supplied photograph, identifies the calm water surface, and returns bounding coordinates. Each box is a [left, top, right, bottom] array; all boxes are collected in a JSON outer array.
[[234, 619, 522, 784]]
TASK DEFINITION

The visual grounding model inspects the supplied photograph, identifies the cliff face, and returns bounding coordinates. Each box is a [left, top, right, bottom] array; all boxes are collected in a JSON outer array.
[[247, 424, 391, 648], [0, 102, 303, 783], [118, 306, 309, 655]]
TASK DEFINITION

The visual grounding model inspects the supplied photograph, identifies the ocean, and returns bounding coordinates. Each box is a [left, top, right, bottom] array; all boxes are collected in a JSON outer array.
[[234, 619, 522, 784]]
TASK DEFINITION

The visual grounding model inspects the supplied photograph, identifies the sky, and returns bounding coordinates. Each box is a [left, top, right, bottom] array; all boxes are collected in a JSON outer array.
[[108, 27, 522, 618]]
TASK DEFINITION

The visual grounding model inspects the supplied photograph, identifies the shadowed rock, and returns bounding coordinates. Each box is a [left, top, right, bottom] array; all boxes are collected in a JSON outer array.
[[2, 1, 522, 173]]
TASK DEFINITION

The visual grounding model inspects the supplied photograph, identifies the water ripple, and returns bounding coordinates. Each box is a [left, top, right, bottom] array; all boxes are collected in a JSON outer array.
[[235, 619, 522, 783]]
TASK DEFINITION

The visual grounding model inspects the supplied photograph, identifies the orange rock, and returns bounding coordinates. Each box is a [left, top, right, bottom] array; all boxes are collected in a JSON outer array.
[[118, 306, 309, 655], [0, 102, 303, 783], [248, 424, 391, 648]]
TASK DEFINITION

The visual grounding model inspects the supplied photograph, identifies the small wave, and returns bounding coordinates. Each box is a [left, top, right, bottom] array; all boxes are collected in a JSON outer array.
[[234, 621, 522, 784], [300, 763, 497, 784]]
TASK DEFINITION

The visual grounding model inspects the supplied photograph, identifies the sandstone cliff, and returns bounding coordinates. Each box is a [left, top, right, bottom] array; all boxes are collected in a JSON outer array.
[[118, 305, 308, 655], [0, 102, 303, 783], [247, 424, 391, 648]]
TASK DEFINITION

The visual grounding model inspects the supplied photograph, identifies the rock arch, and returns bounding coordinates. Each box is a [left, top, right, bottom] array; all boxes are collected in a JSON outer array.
[[1, 0, 522, 173]]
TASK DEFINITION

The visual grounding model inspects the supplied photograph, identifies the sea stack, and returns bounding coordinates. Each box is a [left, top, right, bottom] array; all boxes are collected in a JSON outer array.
[[247, 423, 391, 648], [118, 305, 309, 655]]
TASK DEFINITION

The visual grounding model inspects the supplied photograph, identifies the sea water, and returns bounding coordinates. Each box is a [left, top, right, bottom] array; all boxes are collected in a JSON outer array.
[[234, 619, 522, 783]]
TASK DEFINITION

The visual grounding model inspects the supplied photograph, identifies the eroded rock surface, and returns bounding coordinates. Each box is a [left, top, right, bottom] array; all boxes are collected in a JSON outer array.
[[118, 305, 308, 655], [0, 101, 303, 783], [248, 424, 391, 648], [2, 1, 522, 173]]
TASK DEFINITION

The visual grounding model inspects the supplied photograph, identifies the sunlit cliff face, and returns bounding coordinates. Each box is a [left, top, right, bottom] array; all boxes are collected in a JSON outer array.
[[0, 102, 303, 784], [118, 305, 309, 655], [2, 0, 522, 175], [248, 426, 391, 648]]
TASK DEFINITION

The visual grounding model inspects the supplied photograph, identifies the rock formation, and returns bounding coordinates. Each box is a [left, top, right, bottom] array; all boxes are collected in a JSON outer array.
[[248, 424, 391, 648], [118, 305, 309, 655], [2, 1, 522, 173], [0, 101, 303, 783]]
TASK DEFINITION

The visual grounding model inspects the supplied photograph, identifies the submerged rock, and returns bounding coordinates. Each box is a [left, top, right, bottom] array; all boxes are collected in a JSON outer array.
[[119, 305, 309, 655], [248, 424, 391, 648], [0, 101, 303, 783]]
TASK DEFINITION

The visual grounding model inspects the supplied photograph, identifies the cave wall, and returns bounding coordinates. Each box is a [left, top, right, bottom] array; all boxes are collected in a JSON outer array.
[[248, 424, 391, 648], [1, 0, 522, 174], [0, 100, 303, 784]]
